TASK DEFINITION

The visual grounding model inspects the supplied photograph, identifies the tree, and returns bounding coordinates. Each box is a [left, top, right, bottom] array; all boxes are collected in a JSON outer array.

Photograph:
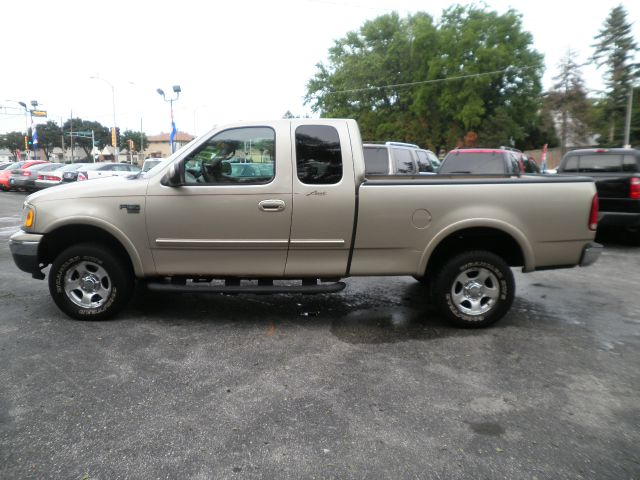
[[591, 5, 639, 145], [305, 6, 544, 151], [62, 118, 109, 159], [120, 129, 148, 152], [545, 49, 592, 154], [0, 131, 27, 153], [33, 121, 63, 161], [306, 12, 436, 144]]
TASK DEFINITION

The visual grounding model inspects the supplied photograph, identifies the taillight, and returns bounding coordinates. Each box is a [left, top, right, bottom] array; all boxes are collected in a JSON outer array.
[[77, 172, 87, 181], [37, 175, 44, 180], [46, 175, 60, 181], [630, 177, 640, 200], [589, 194, 599, 231]]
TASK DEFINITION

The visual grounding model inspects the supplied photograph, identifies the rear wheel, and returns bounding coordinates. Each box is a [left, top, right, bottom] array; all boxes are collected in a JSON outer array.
[[433, 250, 514, 328], [48, 243, 133, 320]]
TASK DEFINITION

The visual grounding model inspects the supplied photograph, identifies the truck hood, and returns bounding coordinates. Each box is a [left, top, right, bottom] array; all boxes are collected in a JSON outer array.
[[26, 175, 148, 205]]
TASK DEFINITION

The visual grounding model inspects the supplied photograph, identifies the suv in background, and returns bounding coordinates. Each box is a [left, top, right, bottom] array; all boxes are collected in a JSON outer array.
[[557, 148, 640, 242], [439, 148, 524, 175], [363, 142, 437, 175]]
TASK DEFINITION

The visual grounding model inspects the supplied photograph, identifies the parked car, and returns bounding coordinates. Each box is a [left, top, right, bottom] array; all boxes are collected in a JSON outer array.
[[142, 158, 164, 172], [557, 148, 640, 242], [363, 142, 437, 175], [0, 160, 48, 191], [0, 162, 15, 170], [439, 149, 524, 175], [75, 162, 141, 181], [35, 163, 91, 190], [9, 162, 62, 192]]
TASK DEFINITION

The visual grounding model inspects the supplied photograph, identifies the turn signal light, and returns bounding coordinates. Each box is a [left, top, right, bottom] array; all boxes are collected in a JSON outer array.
[[24, 209, 34, 228]]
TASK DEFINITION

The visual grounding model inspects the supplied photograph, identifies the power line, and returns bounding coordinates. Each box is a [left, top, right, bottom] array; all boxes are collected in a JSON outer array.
[[322, 65, 536, 95]]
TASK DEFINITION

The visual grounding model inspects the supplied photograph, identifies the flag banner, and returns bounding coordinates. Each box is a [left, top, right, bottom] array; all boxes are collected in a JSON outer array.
[[170, 121, 177, 145], [32, 125, 39, 145]]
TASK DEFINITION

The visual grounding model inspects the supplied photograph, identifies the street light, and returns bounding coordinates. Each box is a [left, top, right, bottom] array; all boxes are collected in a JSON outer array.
[[157, 85, 181, 153], [5, 99, 29, 159], [90, 75, 118, 161]]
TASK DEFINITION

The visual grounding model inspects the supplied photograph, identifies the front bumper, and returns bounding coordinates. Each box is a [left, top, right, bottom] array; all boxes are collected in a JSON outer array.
[[9, 231, 45, 279], [579, 242, 603, 267]]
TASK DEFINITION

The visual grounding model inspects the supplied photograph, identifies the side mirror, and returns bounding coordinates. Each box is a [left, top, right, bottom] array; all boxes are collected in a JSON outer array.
[[161, 161, 184, 187]]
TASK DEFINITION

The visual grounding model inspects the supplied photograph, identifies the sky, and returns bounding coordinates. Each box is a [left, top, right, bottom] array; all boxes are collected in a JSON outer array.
[[1, 0, 638, 138]]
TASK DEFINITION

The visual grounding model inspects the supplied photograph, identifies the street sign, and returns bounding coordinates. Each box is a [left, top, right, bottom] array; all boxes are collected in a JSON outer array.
[[31, 110, 47, 117]]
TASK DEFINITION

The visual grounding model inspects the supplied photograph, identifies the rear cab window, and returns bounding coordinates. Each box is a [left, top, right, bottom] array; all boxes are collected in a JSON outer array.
[[295, 125, 343, 184]]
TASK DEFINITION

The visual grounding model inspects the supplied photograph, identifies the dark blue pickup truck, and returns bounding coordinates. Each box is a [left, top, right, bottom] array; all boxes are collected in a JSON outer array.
[[557, 148, 640, 242]]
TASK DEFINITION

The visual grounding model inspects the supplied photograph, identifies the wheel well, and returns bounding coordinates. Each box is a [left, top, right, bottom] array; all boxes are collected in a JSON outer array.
[[40, 225, 134, 274], [425, 227, 524, 277]]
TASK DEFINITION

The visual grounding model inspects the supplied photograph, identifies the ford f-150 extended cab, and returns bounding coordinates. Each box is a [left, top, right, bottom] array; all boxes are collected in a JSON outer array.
[[10, 119, 602, 327]]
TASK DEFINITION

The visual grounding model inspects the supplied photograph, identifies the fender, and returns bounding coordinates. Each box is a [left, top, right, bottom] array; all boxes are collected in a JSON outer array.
[[418, 217, 535, 274], [43, 216, 147, 277]]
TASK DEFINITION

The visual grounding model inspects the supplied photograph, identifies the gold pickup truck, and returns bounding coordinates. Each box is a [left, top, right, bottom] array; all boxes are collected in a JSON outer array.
[[9, 119, 602, 327]]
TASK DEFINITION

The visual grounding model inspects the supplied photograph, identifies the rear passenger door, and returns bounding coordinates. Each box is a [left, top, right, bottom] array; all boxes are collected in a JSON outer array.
[[285, 122, 356, 277]]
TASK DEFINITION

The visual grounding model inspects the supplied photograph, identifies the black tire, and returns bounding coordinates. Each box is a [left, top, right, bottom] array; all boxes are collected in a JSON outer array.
[[412, 275, 429, 286], [433, 250, 514, 328], [48, 243, 133, 320]]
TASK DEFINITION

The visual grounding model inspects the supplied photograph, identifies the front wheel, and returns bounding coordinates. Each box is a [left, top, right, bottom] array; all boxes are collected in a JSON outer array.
[[433, 250, 514, 328], [48, 243, 133, 320]]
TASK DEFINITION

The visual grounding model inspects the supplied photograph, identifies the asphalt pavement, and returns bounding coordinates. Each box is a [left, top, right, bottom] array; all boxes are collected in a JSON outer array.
[[0, 191, 639, 480]]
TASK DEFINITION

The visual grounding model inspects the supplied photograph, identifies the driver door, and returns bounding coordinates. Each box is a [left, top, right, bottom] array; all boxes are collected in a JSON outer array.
[[145, 124, 293, 277]]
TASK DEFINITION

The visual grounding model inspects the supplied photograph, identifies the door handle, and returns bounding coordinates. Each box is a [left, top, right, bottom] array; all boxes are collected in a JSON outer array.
[[258, 200, 286, 212]]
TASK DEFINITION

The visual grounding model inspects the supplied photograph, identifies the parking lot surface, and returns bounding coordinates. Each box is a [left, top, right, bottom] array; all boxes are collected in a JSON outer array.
[[1, 191, 639, 479]]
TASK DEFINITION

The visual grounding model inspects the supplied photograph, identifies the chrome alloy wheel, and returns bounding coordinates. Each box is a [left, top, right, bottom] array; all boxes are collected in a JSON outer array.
[[451, 266, 500, 316], [64, 260, 112, 309]]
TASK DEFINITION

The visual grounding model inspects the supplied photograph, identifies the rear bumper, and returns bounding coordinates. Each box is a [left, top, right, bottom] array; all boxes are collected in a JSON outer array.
[[579, 242, 603, 267], [598, 211, 640, 228], [9, 231, 45, 279]]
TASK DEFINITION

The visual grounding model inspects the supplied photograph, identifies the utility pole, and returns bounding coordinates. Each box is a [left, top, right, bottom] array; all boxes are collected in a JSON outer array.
[[70, 110, 74, 163], [623, 85, 634, 148]]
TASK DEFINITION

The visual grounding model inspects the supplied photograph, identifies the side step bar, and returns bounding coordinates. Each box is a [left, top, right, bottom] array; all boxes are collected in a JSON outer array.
[[146, 279, 346, 295]]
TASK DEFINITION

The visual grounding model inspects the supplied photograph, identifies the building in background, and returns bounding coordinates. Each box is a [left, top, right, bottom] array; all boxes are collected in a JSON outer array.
[[146, 132, 194, 158]]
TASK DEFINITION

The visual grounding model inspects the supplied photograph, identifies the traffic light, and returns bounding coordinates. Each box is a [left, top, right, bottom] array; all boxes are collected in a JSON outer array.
[[128, 139, 135, 151], [111, 127, 117, 147]]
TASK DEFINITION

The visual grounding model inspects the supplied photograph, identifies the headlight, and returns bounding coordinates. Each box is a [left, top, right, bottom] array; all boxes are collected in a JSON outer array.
[[21, 203, 36, 230]]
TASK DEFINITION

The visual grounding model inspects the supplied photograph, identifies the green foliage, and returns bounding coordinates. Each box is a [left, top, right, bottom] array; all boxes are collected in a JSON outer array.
[[591, 5, 639, 145], [63, 118, 109, 157], [120, 129, 148, 151], [0, 131, 26, 152], [545, 49, 592, 152], [34, 121, 63, 160], [305, 6, 545, 150]]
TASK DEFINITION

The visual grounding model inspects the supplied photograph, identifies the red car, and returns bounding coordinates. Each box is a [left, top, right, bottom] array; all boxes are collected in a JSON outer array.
[[0, 160, 48, 191]]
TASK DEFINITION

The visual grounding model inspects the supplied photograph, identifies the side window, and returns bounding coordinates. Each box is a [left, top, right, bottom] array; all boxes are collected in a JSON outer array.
[[363, 147, 389, 174], [183, 127, 275, 185], [295, 125, 343, 184], [416, 151, 434, 173], [392, 148, 416, 174]]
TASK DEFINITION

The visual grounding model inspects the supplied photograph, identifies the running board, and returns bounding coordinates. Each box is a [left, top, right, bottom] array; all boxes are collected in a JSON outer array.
[[146, 279, 346, 295]]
